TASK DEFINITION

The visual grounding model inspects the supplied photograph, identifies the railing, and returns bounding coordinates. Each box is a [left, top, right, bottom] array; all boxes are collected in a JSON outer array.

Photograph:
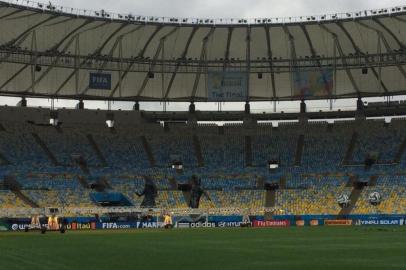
[[0, 50, 404, 73], [0, 207, 278, 217], [1, 0, 406, 26]]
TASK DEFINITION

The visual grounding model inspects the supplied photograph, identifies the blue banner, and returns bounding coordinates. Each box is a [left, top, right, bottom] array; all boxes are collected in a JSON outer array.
[[89, 73, 111, 90]]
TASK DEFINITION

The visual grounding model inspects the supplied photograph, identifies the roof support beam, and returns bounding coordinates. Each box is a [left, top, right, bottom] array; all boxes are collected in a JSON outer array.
[[163, 27, 198, 100], [131, 27, 179, 98], [300, 25, 317, 58], [283, 26, 298, 65], [301, 24, 336, 98], [357, 21, 406, 80], [109, 25, 164, 98], [394, 17, 406, 24], [265, 25, 276, 99], [80, 25, 143, 95], [29, 30, 37, 93], [337, 22, 388, 94], [58, 23, 129, 95], [0, 9, 25, 20], [48, 19, 97, 52], [320, 24, 360, 95], [191, 28, 215, 100], [53, 22, 128, 95], [0, 15, 59, 64], [373, 18, 405, 49], [3, 14, 59, 48], [0, 15, 63, 91], [223, 28, 234, 70], [22, 22, 108, 95], [283, 26, 298, 97], [25, 20, 95, 92], [245, 26, 251, 101]]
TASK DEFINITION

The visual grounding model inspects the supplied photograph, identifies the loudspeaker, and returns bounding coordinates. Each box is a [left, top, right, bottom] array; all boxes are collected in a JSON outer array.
[[362, 68, 368, 74], [257, 73, 263, 79]]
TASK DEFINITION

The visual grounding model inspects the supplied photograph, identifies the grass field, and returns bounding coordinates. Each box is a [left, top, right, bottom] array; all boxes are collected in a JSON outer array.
[[1, 227, 406, 270]]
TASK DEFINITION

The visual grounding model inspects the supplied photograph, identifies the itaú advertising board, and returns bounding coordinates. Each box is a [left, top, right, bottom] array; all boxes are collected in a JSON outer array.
[[252, 220, 290, 228]]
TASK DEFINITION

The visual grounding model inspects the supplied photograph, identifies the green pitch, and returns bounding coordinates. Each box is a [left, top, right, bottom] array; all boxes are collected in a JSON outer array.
[[1, 227, 406, 270]]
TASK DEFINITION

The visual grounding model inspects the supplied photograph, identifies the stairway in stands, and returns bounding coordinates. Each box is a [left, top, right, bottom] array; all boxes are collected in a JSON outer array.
[[339, 176, 363, 216], [140, 136, 156, 167], [279, 176, 287, 189], [31, 132, 59, 166], [0, 124, 11, 165], [182, 190, 192, 207], [369, 175, 378, 187], [394, 137, 406, 164], [13, 190, 39, 208], [77, 175, 90, 189], [4, 176, 39, 208], [343, 132, 358, 165], [193, 135, 204, 167], [0, 151, 11, 165], [245, 136, 253, 167], [294, 134, 304, 166], [86, 134, 108, 166], [169, 178, 178, 190], [264, 189, 276, 220], [256, 177, 265, 189]]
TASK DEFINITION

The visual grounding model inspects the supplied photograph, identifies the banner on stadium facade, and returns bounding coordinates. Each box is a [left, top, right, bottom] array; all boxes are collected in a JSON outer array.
[[207, 71, 247, 101], [354, 218, 405, 226], [324, 220, 352, 226], [293, 68, 333, 98], [89, 73, 112, 90], [252, 220, 290, 228]]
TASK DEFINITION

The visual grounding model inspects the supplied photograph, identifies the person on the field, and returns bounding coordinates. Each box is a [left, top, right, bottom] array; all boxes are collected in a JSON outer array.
[[163, 212, 173, 229], [47, 215, 59, 231], [31, 215, 41, 229]]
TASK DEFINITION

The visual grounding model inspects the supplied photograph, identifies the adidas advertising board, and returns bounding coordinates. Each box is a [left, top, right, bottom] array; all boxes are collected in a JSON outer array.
[[176, 221, 252, 228]]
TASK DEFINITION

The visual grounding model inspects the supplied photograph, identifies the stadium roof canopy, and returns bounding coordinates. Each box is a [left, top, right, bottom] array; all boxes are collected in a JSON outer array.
[[0, 0, 405, 102]]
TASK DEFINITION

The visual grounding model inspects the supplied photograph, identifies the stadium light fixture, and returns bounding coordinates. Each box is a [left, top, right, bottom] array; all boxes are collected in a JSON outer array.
[[50, 118, 58, 126], [106, 120, 114, 128]]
